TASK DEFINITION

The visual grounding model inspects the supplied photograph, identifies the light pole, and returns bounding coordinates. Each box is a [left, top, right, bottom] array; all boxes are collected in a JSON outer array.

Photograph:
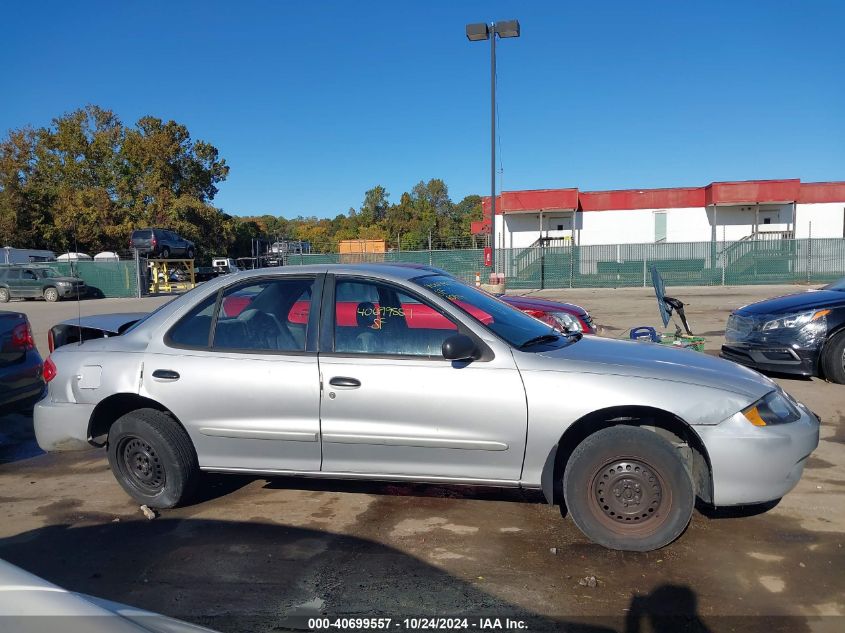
[[466, 19, 520, 280]]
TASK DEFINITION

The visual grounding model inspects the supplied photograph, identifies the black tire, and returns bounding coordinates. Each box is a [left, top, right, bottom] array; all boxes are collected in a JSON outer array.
[[160, 247, 171, 259], [43, 287, 59, 302], [563, 426, 694, 551], [821, 331, 845, 384], [186, 247, 195, 260], [0, 287, 9, 303], [107, 408, 199, 508]]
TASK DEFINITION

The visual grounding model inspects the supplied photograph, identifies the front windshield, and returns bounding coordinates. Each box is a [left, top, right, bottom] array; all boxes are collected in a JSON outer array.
[[822, 277, 845, 291], [413, 273, 565, 348]]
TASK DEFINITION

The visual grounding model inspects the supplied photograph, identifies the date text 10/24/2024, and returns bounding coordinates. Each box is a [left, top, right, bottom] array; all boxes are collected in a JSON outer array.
[[307, 617, 529, 631]]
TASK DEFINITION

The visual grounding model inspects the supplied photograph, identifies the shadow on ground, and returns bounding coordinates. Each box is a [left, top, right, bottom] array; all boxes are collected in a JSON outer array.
[[0, 517, 831, 633]]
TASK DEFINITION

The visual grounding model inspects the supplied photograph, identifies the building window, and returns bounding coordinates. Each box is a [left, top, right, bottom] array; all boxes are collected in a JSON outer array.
[[654, 212, 667, 243]]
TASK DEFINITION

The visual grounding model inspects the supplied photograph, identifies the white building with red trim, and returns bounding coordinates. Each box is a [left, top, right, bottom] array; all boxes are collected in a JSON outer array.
[[472, 179, 845, 249]]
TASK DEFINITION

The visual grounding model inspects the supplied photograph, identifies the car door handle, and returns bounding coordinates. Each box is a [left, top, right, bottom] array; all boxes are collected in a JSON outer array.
[[152, 369, 180, 381], [329, 376, 361, 388]]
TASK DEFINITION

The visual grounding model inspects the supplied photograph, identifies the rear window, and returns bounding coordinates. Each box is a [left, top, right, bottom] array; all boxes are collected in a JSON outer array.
[[132, 230, 152, 239]]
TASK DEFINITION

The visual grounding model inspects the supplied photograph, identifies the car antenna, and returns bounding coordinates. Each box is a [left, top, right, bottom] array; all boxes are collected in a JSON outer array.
[[72, 220, 82, 346]]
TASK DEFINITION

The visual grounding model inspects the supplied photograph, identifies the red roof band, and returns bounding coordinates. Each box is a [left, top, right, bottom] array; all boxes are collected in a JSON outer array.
[[477, 180, 845, 230]]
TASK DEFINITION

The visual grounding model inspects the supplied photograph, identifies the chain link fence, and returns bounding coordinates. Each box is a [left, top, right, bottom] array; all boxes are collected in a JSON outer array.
[[18, 238, 842, 297], [297, 238, 845, 289]]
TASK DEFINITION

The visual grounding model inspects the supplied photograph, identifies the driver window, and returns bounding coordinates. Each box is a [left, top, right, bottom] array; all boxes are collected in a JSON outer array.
[[214, 277, 314, 352], [23, 270, 37, 280], [333, 279, 457, 357]]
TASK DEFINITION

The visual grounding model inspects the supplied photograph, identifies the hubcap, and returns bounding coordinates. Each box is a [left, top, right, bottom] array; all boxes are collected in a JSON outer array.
[[592, 459, 663, 525], [119, 436, 165, 493]]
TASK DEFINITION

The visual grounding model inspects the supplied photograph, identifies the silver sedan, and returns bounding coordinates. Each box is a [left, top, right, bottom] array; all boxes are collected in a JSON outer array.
[[34, 265, 820, 551]]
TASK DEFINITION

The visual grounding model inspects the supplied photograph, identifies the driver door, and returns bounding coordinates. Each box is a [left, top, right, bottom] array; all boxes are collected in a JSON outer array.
[[318, 275, 528, 482]]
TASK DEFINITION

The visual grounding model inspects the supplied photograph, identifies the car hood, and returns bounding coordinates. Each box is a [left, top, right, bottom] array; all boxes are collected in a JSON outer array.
[[500, 295, 587, 316], [734, 289, 845, 316], [515, 335, 775, 401]]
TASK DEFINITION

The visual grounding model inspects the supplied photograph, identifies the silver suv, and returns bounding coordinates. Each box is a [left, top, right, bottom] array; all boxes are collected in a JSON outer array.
[[34, 265, 819, 551]]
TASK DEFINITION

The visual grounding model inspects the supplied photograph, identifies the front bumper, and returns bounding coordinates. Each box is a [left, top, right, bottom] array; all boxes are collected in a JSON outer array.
[[57, 284, 87, 298], [33, 399, 94, 451], [721, 344, 818, 377], [697, 405, 820, 506]]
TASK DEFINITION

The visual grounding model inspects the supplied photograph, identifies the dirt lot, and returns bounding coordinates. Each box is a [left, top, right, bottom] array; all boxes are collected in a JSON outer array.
[[0, 285, 843, 632]]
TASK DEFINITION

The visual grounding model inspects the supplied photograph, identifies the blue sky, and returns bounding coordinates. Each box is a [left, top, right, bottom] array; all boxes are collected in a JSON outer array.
[[2, 1, 843, 218]]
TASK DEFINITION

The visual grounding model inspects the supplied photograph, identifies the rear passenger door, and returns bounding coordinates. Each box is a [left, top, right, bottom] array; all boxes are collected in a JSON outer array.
[[20, 269, 40, 297], [318, 275, 528, 482], [141, 274, 323, 473]]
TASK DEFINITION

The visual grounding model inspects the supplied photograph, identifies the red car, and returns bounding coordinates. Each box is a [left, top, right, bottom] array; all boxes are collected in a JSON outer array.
[[499, 294, 596, 334]]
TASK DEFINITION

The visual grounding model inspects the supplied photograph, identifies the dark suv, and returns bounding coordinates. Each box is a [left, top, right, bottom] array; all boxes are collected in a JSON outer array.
[[130, 228, 195, 259], [0, 266, 86, 303]]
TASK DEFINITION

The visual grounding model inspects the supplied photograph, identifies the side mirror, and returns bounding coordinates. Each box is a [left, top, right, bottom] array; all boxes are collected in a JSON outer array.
[[442, 334, 479, 361]]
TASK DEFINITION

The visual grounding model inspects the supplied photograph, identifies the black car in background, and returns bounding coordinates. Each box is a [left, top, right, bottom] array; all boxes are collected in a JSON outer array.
[[130, 228, 195, 259], [722, 277, 845, 383], [0, 312, 44, 414]]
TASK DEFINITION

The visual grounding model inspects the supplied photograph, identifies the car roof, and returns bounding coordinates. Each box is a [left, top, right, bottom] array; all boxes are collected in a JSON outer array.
[[222, 263, 444, 283]]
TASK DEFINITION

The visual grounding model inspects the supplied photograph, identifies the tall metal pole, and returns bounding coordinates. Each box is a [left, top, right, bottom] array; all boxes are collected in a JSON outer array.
[[490, 24, 497, 278]]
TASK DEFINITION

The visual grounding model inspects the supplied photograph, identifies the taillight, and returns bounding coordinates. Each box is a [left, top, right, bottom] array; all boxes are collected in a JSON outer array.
[[48, 329, 55, 353], [43, 356, 57, 383], [11, 322, 35, 351]]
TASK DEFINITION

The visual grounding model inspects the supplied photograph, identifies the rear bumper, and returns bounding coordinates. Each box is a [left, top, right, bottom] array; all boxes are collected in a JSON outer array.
[[698, 406, 820, 506], [33, 400, 94, 451], [720, 344, 818, 377]]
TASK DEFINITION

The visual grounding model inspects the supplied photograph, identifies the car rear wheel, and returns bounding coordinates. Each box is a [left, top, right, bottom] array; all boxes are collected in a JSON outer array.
[[160, 247, 171, 259], [0, 287, 9, 303], [563, 425, 694, 551], [821, 331, 845, 384], [107, 408, 199, 508], [43, 287, 59, 302]]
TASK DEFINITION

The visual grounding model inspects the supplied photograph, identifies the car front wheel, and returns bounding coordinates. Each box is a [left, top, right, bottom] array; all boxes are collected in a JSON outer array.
[[107, 408, 199, 508], [821, 331, 845, 384], [43, 287, 59, 302], [563, 425, 694, 551]]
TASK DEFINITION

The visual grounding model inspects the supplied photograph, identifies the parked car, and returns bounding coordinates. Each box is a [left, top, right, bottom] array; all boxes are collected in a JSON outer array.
[[500, 295, 596, 334], [722, 277, 845, 383], [130, 228, 195, 260], [34, 265, 819, 551], [0, 311, 44, 414], [0, 266, 86, 302], [0, 558, 219, 632], [194, 266, 218, 283]]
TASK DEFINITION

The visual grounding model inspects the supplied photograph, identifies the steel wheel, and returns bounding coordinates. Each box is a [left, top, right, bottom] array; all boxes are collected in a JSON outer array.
[[563, 426, 693, 551], [588, 458, 672, 536], [118, 435, 166, 495]]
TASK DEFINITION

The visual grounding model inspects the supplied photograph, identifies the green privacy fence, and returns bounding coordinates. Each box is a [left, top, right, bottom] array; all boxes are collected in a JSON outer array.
[[49, 261, 139, 298], [297, 238, 845, 289], [18, 238, 842, 297]]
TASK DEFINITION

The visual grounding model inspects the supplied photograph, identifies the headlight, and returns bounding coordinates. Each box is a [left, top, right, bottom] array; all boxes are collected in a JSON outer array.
[[761, 309, 830, 331], [742, 390, 801, 427], [550, 311, 583, 333], [55, 281, 71, 287]]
